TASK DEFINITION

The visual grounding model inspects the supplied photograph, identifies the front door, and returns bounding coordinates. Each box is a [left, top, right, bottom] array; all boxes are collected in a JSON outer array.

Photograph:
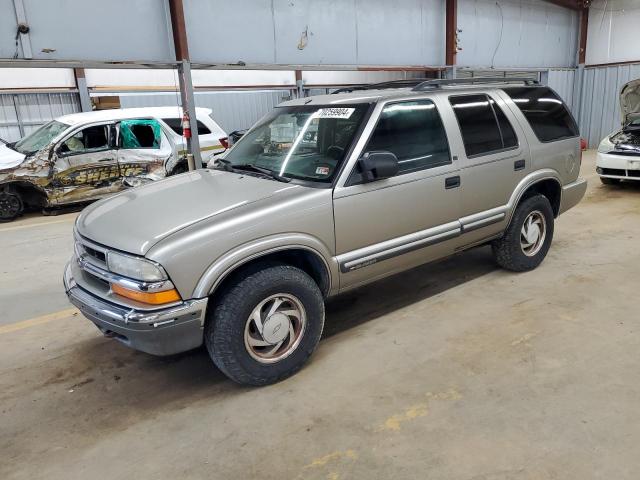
[[116, 119, 173, 182], [51, 122, 122, 204], [333, 98, 462, 291]]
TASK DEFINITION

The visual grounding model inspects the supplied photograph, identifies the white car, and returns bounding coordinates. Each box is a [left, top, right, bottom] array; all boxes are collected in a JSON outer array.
[[596, 79, 640, 184], [0, 107, 227, 220]]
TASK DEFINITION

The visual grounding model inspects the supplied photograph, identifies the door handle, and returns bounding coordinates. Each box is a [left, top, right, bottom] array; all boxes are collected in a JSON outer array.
[[514, 159, 526, 171], [445, 175, 461, 189], [98, 158, 112, 162]]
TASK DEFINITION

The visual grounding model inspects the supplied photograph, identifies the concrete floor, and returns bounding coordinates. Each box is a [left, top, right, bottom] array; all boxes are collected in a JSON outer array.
[[1, 151, 639, 480]]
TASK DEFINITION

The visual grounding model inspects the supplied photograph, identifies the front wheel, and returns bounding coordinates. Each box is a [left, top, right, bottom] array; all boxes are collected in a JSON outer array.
[[205, 264, 325, 386], [0, 191, 24, 222], [492, 194, 554, 272]]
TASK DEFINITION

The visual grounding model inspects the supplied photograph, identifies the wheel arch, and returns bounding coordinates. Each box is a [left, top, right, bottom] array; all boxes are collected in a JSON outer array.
[[192, 235, 338, 301], [0, 180, 49, 208], [507, 171, 562, 226]]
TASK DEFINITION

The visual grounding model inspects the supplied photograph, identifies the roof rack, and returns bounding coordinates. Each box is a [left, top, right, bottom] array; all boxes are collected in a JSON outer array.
[[331, 78, 433, 94], [412, 77, 539, 91]]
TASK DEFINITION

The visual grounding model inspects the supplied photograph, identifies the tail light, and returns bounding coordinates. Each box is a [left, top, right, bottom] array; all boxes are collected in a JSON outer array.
[[219, 137, 229, 149]]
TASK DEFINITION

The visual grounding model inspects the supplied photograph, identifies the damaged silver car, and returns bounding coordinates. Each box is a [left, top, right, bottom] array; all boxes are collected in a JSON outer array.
[[596, 79, 640, 184], [0, 107, 227, 221]]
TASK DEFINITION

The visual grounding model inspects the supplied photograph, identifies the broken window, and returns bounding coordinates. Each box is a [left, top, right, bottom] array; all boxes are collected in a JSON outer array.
[[59, 124, 109, 155], [120, 119, 161, 149]]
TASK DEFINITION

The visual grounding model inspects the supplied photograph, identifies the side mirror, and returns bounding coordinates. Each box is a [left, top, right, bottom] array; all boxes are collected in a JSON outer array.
[[359, 151, 399, 182]]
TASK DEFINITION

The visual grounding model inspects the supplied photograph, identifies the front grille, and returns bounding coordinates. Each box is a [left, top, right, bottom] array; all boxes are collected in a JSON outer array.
[[628, 170, 640, 178], [84, 245, 106, 263], [601, 168, 626, 176]]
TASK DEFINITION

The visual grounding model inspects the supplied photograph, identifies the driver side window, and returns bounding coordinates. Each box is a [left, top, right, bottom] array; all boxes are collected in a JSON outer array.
[[348, 100, 451, 185], [59, 124, 109, 155]]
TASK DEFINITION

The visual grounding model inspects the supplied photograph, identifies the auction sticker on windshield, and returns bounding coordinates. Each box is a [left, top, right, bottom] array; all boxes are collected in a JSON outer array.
[[316, 108, 355, 119]]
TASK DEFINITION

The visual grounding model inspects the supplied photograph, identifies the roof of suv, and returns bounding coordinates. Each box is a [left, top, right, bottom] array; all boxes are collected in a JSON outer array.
[[57, 106, 213, 126], [280, 80, 540, 107]]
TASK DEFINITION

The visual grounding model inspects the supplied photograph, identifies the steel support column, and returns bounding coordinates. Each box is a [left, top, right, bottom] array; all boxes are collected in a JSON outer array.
[[168, 0, 201, 170], [445, 0, 458, 69], [74, 68, 92, 112]]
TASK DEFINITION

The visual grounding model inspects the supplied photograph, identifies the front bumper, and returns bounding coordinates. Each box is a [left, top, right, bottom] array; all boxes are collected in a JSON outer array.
[[64, 263, 207, 356], [559, 177, 587, 215], [596, 152, 640, 180]]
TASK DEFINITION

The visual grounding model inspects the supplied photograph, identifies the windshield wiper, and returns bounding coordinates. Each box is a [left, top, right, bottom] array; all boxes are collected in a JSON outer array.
[[215, 159, 290, 183]]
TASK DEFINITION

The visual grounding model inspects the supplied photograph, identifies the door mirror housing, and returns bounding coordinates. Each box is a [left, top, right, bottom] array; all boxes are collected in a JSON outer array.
[[359, 151, 399, 182]]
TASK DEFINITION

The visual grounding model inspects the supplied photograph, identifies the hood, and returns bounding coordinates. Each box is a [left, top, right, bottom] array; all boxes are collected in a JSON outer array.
[[0, 143, 26, 170], [77, 169, 304, 255], [621, 79, 640, 125]]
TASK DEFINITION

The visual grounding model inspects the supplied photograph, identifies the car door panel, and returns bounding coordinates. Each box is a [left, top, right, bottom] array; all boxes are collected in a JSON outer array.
[[445, 92, 532, 248], [116, 119, 174, 181], [333, 98, 462, 291], [51, 122, 122, 204]]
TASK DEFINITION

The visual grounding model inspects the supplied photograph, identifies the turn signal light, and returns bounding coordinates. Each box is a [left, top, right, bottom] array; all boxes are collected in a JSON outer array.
[[111, 283, 181, 305]]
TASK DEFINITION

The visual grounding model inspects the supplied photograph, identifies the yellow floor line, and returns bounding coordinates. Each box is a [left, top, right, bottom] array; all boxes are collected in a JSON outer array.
[[0, 217, 76, 233], [0, 308, 79, 335]]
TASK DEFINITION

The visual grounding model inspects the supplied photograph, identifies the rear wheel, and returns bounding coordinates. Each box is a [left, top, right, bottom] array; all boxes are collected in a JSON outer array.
[[0, 191, 24, 222], [205, 264, 325, 385], [492, 194, 554, 272], [600, 177, 621, 186]]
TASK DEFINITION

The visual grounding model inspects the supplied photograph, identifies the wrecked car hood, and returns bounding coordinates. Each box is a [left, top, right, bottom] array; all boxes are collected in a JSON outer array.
[[0, 143, 26, 170], [621, 79, 640, 124], [76, 169, 302, 255]]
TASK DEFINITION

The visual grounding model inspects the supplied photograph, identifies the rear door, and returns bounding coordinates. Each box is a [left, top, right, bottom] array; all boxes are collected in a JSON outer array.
[[116, 118, 173, 182], [445, 92, 531, 246]]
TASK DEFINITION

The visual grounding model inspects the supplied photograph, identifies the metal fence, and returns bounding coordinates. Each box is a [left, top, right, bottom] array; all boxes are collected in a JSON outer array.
[[0, 92, 81, 142]]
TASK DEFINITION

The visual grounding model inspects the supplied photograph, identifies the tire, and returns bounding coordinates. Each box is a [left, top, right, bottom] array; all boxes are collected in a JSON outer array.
[[205, 264, 325, 386], [0, 190, 24, 222], [170, 162, 188, 176], [600, 177, 620, 186], [492, 194, 554, 272]]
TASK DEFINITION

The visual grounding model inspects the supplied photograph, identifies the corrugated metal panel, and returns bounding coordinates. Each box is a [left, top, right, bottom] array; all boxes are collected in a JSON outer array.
[[547, 69, 576, 112], [457, 0, 579, 68], [118, 90, 291, 133], [0, 92, 81, 142], [0, 94, 20, 142], [579, 63, 640, 148]]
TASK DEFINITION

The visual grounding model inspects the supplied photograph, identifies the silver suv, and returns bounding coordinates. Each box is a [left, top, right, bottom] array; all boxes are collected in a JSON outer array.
[[64, 78, 587, 385]]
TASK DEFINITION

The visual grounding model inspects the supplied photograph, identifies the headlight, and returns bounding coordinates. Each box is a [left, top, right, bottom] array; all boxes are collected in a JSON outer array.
[[107, 251, 167, 282], [597, 135, 614, 154]]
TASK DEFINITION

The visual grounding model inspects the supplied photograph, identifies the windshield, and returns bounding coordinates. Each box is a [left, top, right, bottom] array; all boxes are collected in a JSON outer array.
[[13, 120, 69, 154], [223, 104, 369, 183]]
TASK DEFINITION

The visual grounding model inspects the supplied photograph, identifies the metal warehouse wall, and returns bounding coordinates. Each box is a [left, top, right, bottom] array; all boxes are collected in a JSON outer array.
[[457, 0, 579, 68], [0, 92, 80, 142], [547, 69, 576, 112], [118, 90, 290, 134], [579, 63, 640, 148]]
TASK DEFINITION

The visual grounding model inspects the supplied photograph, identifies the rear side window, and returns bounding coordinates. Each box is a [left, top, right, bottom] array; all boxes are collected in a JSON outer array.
[[364, 100, 451, 175], [502, 87, 578, 142], [161, 118, 212, 136], [449, 94, 518, 157]]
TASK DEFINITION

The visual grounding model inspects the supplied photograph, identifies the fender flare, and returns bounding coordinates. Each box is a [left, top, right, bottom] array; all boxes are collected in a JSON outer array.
[[192, 233, 339, 299], [505, 169, 562, 226]]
